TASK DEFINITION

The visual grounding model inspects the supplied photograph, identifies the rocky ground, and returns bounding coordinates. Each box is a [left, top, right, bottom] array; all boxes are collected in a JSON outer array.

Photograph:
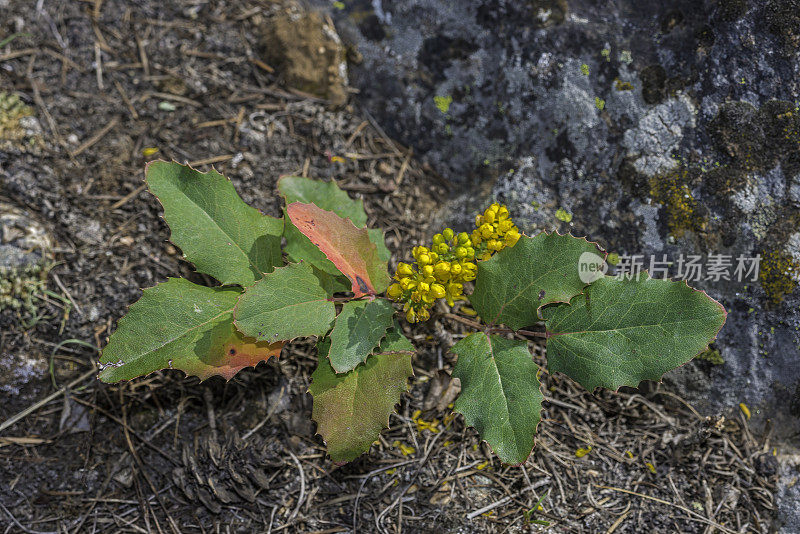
[[0, 0, 789, 532]]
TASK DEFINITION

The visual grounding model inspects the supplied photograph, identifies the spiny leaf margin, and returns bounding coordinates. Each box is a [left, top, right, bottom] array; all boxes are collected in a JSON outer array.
[[451, 333, 544, 465], [145, 160, 283, 287], [310, 329, 414, 463], [543, 273, 727, 391]]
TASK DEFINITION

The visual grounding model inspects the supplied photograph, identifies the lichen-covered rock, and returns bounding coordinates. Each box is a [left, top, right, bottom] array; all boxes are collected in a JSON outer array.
[[0, 201, 53, 395], [0, 201, 53, 312], [261, 6, 348, 106], [333, 0, 799, 527], [0, 91, 42, 152]]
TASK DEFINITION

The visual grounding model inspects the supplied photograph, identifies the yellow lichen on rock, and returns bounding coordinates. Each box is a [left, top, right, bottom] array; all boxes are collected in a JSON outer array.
[[649, 167, 706, 238], [758, 248, 799, 304]]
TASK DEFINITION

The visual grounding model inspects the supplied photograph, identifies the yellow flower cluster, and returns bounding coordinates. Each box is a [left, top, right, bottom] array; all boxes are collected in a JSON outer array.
[[470, 203, 521, 260], [387, 203, 521, 323]]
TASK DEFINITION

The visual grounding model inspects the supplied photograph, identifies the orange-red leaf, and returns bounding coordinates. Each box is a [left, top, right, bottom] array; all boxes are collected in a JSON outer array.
[[286, 202, 390, 297], [100, 279, 281, 383], [193, 330, 283, 381]]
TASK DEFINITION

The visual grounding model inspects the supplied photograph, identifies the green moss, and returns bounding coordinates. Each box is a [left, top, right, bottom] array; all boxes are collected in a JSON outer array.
[[434, 95, 453, 114], [594, 97, 605, 110], [0, 263, 49, 314], [0, 92, 35, 145], [758, 248, 799, 305], [649, 167, 706, 238], [555, 208, 573, 222], [695, 348, 724, 365]]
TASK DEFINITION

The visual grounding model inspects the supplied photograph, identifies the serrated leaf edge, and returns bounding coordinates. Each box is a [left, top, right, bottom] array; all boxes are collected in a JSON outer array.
[[450, 332, 544, 466], [544, 271, 728, 392], [482, 230, 608, 328], [99, 277, 265, 383], [286, 202, 386, 296], [328, 298, 396, 374], [310, 345, 415, 464], [145, 159, 283, 287], [231, 261, 335, 343]]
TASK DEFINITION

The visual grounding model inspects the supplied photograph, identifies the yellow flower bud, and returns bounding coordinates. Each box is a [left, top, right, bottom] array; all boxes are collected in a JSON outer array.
[[406, 308, 417, 323], [480, 223, 494, 239], [480, 252, 492, 261], [442, 228, 454, 241], [450, 263, 462, 276], [431, 283, 446, 299], [397, 262, 414, 277], [505, 229, 521, 246], [387, 283, 403, 299], [447, 282, 463, 296], [483, 209, 496, 224], [432, 234, 444, 245], [436, 242, 450, 254], [417, 307, 430, 322], [487, 239, 502, 251], [465, 247, 475, 258], [429, 251, 439, 262], [497, 219, 514, 234], [434, 262, 450, 278], [458, 232, 470, 245], [497, 206, 509, 221], [461, 269, 476, 282], [455, 246, 468, 259], [490, 202, 500, 212], [422, 264, 434, 277], [418, 282, 430, 293], [471, 231, 482, 246], [418, 253, 431, 265], [475, 215, 483, 226]]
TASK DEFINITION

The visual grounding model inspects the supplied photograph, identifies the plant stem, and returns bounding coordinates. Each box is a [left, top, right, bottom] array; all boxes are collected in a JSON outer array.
[[442, 312, 547, 338]]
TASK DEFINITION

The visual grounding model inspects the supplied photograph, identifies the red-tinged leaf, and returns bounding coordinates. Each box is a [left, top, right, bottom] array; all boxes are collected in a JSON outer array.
[[100, 279, 281, 382], [191, 330, 283, 381], [286, 202, 390, 297]]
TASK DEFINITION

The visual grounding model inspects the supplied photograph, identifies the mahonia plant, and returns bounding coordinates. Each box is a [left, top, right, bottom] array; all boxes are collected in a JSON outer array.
[[100, 161, 727, 465]]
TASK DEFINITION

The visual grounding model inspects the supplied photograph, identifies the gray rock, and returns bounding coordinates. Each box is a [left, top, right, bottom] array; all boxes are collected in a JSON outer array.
[[331, 0, 800, 528]]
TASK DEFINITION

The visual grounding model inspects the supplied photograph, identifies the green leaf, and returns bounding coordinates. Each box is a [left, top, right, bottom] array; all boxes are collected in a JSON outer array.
[[287, 202, 390, 297], [310, 330, 414, 462], [278, 176, 390, 275], [100, 278, 282, 382], [470, 233, 605, 330], [451, 333, 543, 465], [328, 298, 396, 373], [146, 161, 283, 287], [310, 265, 352, 297], [543, 274, 727, 391], [234, 262, 335, 342], [368, 228, 391, 263]]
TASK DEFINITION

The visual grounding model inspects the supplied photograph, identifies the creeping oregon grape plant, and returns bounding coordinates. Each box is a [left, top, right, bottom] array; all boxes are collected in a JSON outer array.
[[99, 161, 726, 465]]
